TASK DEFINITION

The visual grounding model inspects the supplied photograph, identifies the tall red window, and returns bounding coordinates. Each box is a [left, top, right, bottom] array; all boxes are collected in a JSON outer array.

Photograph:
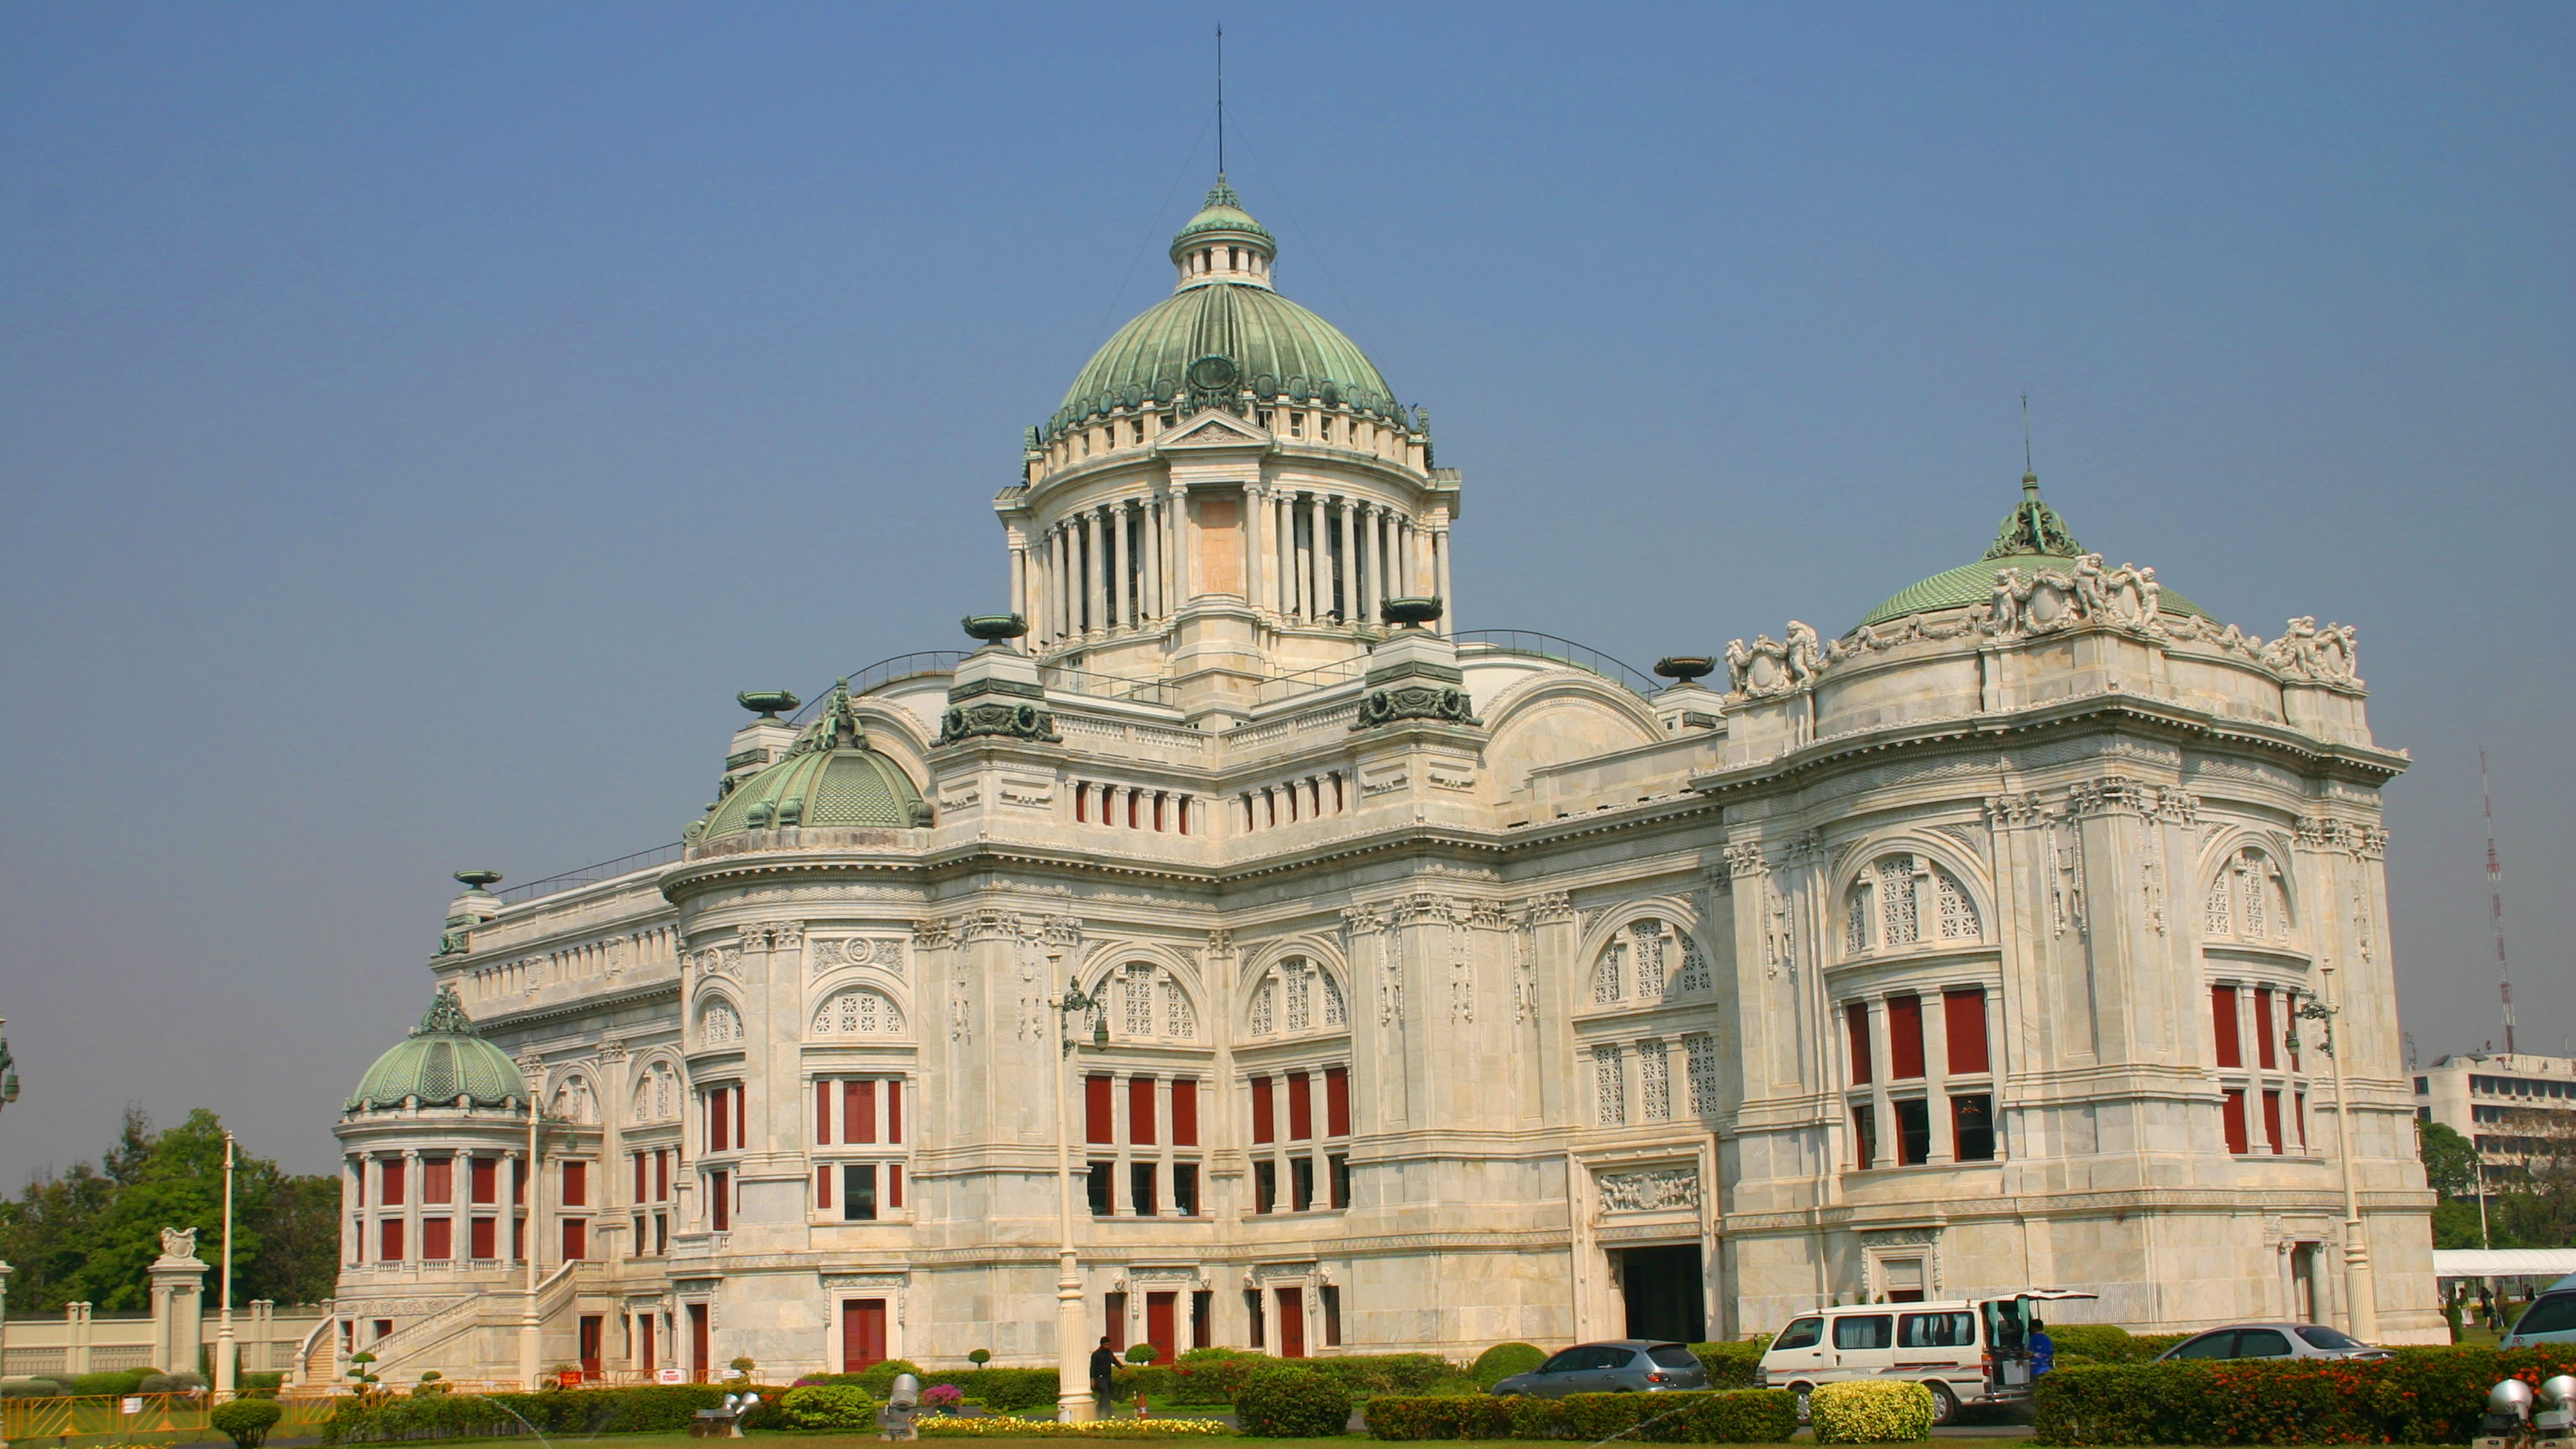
[[2212, 986, 2242, 1068], [1130, 1076, 1157, 1145], [382, 1159, 407, 1206], [562, 1217, 587, 1261], [563, 1160, 588, 1207], [1325, 1066, 1352, 1138], [472, 1156, 496, 1205], [1888, 995, 1926, 1080], [469, 1216, 495, 1259], [887, 1164, 904, 1209], [655, 1150, 670, 1201], [421, 1217, 452, 1260], [2254, 989, 2278, 1070], [634, 1153, 648, 1202], [1250, 1075, 1275, 1144], [851, 1080, 880, 1144], [708, 1087, 731, 1153], [2262, 1090, 2285, 1154], [1942, 988, 1990, 1074], [816, 1166, 832, 1209], [817, 1081, 834, 1143], [1085, 1075, 1114, 1143], [736, 1085, 747, 1148], [422, 1159, 453, 1204], [1172, 1078, 1199, 1145], [887, 1080, 903, 1143], [380, 1218, 404, 1261], [2221, 1089, 2250, 1155], [709, 1170, 730, 1232], [1287, 1070, 1314, 1140], [1846, 1002, 1874, 1085]]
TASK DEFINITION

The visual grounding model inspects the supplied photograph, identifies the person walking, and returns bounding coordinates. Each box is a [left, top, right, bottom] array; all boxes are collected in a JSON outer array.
[[2028, 1318, 2055, 1377], [1090, 1337, 1119, 1414]]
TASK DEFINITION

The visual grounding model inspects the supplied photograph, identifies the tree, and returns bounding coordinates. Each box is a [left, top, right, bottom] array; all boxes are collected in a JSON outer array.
[[2421, 1121, 2483, 1198], [0, 1106, 339, 1312]]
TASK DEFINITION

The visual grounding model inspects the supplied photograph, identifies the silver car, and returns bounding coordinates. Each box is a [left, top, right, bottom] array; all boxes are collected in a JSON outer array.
[[2155, 1323, 2390, 1362], [1491, 1340, 1710, 1398]]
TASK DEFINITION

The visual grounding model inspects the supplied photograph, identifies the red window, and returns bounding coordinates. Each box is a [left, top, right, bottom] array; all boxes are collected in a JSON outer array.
[[1130, 1076, 1158, 1145], [512, 1216, 525, 1259], [2212, 986, 2242, 1068], [1943, 988, 1990, 1074], [887, 1164, 904, 1209], [1075, 785, 1088, 823], [2254, 989, 2278, 1070], [380, 1218, 404, 1261], [1172, 1078, 1200, 1146], [817, 1080, 834, 1144], [852, 1080, 879, 1145], [634, 1152, 647, 1202], [514, 1159, 526, 1205], [382, 1159, 407, 1206], [2262, 1089, 2285, 1154], [655, 1150, 670, 1201], [1250, 1075, 1275, 1144], [816, 1167, 832, 1210], [471, 1156, 497, 1205], [1325, 1066, 1351, 1138], [469, 1216, 495, 1259], [1085, 1075, 1114, 1143], [1846, 1002, 1873, 1085], [421, 1217, 452, 1260], [562, 1217, 587, 1261], [2222, 1089, 2250, 1155], [887, 1080, 903, 1144], [1888, 996, 1926, 1080], [736, 1085, 747, 1147], [423, 1159, 453, 1204], [709, 1170, 730, 1232], [1287, 1070, 1313, 1140], [1177, 798, 1190, 835], [563, 1160, 588, 1207], [709, 1088, 731, 1153], [2295, 1092, 2309, 1149]]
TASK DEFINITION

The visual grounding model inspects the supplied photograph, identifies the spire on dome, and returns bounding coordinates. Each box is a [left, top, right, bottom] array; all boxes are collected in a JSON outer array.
[[1982, 470, 2086, 561], [1170, 175, 1276, 289], [411, 986, 481, 1038]]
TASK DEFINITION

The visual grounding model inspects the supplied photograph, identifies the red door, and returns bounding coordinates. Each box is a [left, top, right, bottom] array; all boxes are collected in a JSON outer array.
[[843, 1299, 888, 1371], [637, 1315, 656, 1374], [1145, 1293, 1177, 1365], [689, 1303, 710, 1383], [1275, 1287, 1306, 1359], [579, 1315, 603, 1378]]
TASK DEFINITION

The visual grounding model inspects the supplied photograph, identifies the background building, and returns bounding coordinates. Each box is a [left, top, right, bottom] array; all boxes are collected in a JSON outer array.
[[321, 179, 2440, 1388], [2416, 1052, 2576, 1168]]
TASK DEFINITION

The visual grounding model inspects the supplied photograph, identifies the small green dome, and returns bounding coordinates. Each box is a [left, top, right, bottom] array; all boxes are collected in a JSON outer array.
[[699, 682, 931, 839], [348, 988, 525, 1112], [1859, 476, 2208, 628], [1048, 180, 1401, 442]]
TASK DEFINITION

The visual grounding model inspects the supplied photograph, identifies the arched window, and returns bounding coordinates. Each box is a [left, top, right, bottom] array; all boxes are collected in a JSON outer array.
[[1102, 963, 1199, 1042], [2207, 847, 2290, 942], [1588, 918, 1711, 1005], [699, 998, 741, 1045], [1846, 855, 1983, 955], [631, 1062, 678, 1124], [810, 988, 904, 1037], [1246, 956, 1348, 1037], [551, 1076, 596, 1125]]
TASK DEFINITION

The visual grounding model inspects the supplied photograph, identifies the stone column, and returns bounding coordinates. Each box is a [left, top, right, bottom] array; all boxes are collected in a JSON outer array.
[[1360, 505, 1383, 622], [1050, 527, 1069, 640], [1010, 541, 1028, 624], [1084, 509, 1106, 635], [1306, 494, 1329, 625], [1274, 495, 1293, 615], [1336, 497, 1358, 622], [1434, 527, 1453, 630], [1242, 483, 1264, 615], [66, 1301, 92, 1376], [1143, 501, 1163, 620], [505, 1152, 526, 1266], [149, 1232, 208, 1378], [401, 1149, 422, 1265], [342, 1156, 361, 1267], [1110, 503, 1131, 630]]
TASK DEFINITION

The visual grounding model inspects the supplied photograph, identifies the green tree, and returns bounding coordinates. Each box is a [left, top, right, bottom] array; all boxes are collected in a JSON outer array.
[[2421, 1121, 2483, 1198], [0, 1106, 338, 1312]]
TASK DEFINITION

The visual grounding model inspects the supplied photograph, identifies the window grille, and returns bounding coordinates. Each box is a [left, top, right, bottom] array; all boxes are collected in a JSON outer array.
[[1123, 965, 1154, 1038], [1321, 971, 1348, 1028], [1935, 869, 1981, 939], [1594, 1045, 1627, 1125], [1640, 1040, 1672, 1121], [1879, 856, 1919, 946], [812, 988, 903, 1036], [1846, 881, 1873, 955], [1286, 962, 1312, 1032], [2206, 872, 2233, 936], [1250, 980, 1276, 1035], [1164, 978, 1196, 1038], [1673, 930, 1713, 993], [1631, 923, 1668, 997], [701, 1001, 741, 1044], [1684, 1033, 1720, 1116], [1594, 944, 1624, 1005]]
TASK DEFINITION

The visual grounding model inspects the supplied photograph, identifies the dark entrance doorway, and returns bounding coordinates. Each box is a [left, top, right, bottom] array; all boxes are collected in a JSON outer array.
[[1616, 1245, 1705, 1342]]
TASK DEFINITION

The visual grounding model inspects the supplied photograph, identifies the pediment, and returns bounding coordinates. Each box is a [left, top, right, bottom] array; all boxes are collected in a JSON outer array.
[[1155, 410, 1272, 451]]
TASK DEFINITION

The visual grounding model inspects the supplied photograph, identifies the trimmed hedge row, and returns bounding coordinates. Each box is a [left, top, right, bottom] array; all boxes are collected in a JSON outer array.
[[321, 1384, 798, 1443], [1364, 1389, 1798, 1442], [2033, 1347, 2576, 1446], [1809, 1382, 1932, 1445]]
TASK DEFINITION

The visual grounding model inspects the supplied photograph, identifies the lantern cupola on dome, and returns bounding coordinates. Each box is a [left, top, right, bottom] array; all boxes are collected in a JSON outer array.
[[348, 986, 526, 1112]]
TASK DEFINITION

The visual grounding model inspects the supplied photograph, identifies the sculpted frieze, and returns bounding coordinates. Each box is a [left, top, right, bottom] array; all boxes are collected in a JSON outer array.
[[1598, 1165, 1701, 1215]]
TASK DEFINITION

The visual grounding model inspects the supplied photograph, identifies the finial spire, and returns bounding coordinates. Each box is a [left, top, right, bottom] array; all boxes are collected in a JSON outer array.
[[2020, 391, 2038, 494], [1215, 26, 1226, 177]]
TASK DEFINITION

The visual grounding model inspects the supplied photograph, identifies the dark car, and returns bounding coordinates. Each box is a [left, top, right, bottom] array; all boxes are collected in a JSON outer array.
[[2155, 1323, 2390, 1363], [1490, 1341, 1710, 1398]]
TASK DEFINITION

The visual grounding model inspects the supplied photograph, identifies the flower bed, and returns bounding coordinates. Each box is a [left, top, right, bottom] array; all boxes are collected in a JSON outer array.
[[919, 1413, 1233, 1437]]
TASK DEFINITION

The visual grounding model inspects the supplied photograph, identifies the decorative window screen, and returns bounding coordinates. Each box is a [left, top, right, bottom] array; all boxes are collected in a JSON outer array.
[[1935, 869, 1980, 939], [812, 988, 903, 1036], [1684, 1033, 1720, 1115], [1594, 1045, 1627, 1125], [1163, 979, 1196, 1038], [1593, 944, 1624, 1005], [1123, 965, 1154, 1038], [1250, 980, 1276, 1036], [1630, 923, 1668, 997], [700, 1000, 741, 1044], [1846, 883, 1873, 955], [1672, 929, 1712, 993], [2206, 873, 2233, 936], [1879, 856, 1920, 946], [1640, 1040, 1672, 1121], [1285, 963, 1312, 1032], [1321, 972, 1348, 1028]]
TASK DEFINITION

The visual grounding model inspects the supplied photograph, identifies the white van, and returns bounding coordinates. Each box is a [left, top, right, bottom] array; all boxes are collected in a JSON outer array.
[[1753, 1290, 2097, 1424]]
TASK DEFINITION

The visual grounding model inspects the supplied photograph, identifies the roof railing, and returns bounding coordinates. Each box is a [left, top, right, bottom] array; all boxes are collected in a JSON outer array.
[[494, 841, 686, 906], [1453, 629, 1666, 696]]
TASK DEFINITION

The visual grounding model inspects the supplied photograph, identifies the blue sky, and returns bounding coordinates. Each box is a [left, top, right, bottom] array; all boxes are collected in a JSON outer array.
[[2, 3, 2568, 1179]]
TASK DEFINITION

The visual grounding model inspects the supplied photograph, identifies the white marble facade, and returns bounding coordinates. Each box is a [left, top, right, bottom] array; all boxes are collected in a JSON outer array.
[[328, 182, 2440, 1387]]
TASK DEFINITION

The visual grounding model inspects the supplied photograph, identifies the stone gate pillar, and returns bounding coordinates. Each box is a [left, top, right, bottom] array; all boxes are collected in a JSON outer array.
[[149, 1228, 207, 1377]]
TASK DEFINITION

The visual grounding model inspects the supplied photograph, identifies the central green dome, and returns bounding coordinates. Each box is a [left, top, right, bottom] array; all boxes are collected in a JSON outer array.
[[1046, 180, 1401, 442]]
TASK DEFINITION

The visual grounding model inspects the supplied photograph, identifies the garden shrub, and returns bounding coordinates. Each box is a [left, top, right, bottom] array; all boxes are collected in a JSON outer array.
[[1809, 1380, 1934, 1444], [854, 1358, 928, 1397], [2024, 1349, 2576, 1446], [1687, 1340, 1773, 1389], [961, 1367, 1062, 1411], [322, 1391, 521, 1444], [1366, 1390, 1792, 1444], [781, 1384, 879, 1429], [1472, 1343, 1547, 1389], [1506, 1394, 1568, 1439], [2, 1378, 72, 1399], [238, 1371, 285, 1399], [141, 1370, 207, 1394], [72, 1369, 149, 1397], [212, 1397, 285, 1448], [1362, 1394, 1515, 1440], [1232, 1364, 1352, 1437]]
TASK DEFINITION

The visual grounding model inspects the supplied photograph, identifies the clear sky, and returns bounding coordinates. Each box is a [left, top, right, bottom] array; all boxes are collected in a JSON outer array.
[[2, 3, 2568, 1180]]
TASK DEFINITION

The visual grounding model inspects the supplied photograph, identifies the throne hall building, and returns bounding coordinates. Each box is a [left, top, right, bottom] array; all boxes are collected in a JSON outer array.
[[326, 179, 2439, 1387]]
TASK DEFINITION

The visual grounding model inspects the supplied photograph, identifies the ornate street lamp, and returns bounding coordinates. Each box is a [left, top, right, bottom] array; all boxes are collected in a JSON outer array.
[[1046, 972, 1107, 1423], [216, 1132, 238, 1394], [2293, 972, 2379, 1341]]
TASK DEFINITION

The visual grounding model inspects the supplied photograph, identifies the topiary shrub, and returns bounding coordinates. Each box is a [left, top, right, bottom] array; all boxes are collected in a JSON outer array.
[[1809, 1380, 1934, 1444], [1360, 1394, 1513, 1440], [72, 1369, 150, 1398], [782, 1384, 880, 1430], [961, 1368, 1060, 1411], [1232, 1364, 1351, 1438], [1689, 1339, 1773, 1389], [212, 1397, 285, 1448], [2, 1378, 73, 1399], [855, 1358, 927, 1397], [1470, 1343, 1547, 1389]]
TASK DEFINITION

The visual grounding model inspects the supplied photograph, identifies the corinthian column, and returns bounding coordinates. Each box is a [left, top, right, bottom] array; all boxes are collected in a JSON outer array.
[[1111, 502, 1132, 630], [1336, 496, 1358, 622], [1084, 509, 1106, 636]]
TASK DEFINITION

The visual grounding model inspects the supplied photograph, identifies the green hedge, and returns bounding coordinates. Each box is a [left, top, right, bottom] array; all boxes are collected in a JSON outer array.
[[1688, 1340, 1775, 1390], [322, 1384, 800, 1443], [1234, 1365, 1354, 1438], [71, 1370, 153, 1398], [2032, 1348, 2576, 1446], [1364, 1389, 1798, 1442], [1810, 1381, 1933, 1445], [1117, 1352, 1464, 1407], [212, 1398, 286, 1449], [1472, 1345, 1546, 1390]]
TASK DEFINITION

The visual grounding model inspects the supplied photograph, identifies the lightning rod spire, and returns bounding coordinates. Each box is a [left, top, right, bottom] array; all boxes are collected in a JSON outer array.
[[2484, 747, 2518, 1055], [1216, 26, 1227, 176]]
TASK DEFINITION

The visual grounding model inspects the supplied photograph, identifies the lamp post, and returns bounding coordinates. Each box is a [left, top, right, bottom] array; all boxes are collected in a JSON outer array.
[[215, 1132, 238, 1395], [520, 1067, 545, 1391], [2296, 970, 2379, 1340], [1047, 970, 1107, 1424]]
